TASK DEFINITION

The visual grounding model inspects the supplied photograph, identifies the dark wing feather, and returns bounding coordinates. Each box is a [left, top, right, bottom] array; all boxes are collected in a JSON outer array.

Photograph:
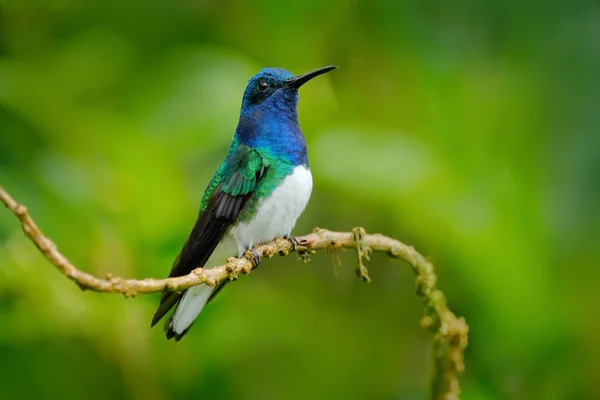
[[151, 144, 265, 327]]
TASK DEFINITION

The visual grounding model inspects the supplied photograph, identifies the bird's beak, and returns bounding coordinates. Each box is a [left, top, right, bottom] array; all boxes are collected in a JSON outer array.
[[286, 65, 337, 89]]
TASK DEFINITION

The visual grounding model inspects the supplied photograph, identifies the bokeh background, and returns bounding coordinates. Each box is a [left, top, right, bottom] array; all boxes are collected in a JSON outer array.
[[1, 1, 599, 399]]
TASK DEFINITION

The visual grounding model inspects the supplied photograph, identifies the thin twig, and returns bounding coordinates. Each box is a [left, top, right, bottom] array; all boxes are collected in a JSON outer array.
[[352, 226, 372, 282], [0, 185, 468, 399]]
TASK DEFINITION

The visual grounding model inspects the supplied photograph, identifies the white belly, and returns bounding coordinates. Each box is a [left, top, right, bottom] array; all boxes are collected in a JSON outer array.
[[230, 164, 313, 255], [169, 165, 312, 336]]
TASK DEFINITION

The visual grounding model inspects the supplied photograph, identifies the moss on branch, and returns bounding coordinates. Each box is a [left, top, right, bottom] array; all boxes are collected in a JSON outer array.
[[0, 185, 468, 400]]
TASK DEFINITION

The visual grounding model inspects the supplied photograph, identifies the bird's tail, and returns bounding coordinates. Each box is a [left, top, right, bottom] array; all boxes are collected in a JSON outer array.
[[164, 284, 215, 341]]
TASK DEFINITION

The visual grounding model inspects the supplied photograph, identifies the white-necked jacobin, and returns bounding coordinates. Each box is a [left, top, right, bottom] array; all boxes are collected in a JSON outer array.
[[151, 65, 337, 340]]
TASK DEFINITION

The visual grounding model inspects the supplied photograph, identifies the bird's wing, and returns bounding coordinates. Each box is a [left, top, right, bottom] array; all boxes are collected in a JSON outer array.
[[151, 144, 266, 326]]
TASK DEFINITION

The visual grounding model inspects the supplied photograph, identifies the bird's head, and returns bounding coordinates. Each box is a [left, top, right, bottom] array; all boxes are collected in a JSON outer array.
[[241, 66, 337, 113]]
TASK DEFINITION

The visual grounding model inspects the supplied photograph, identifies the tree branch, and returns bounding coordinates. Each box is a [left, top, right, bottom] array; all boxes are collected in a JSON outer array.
[[0, 185, 468, 400]]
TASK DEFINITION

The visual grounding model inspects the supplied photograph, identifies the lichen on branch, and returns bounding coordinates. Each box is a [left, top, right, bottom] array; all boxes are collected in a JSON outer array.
[[0, 185, 468, 400]]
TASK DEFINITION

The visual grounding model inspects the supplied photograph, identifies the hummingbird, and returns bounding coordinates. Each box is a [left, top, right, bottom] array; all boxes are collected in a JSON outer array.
[[151, 65, 337, 340]]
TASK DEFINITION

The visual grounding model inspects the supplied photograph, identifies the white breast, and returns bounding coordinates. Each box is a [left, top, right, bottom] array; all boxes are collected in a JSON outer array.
[[169, 165, 312, 335], [230, 165, 312, 255]]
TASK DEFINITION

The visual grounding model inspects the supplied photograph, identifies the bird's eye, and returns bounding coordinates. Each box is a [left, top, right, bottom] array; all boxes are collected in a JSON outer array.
[[257, 80, 269, 92]]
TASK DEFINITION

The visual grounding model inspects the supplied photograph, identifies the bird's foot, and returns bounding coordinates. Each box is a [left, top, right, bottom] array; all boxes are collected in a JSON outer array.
[[288, 236, 299, 252], [246, 248, 261, 269], [286, 235, 314, 263]]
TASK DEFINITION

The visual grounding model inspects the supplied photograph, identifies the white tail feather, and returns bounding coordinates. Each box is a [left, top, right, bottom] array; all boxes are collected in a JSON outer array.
[[170, 284, 214, 335]]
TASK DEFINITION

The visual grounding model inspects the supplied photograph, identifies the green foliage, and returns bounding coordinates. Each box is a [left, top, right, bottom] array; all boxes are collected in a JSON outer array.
[[1, 1, 598, 399]]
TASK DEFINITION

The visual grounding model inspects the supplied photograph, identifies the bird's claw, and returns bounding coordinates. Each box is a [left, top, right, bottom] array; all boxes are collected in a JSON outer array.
[[247, 248, 261, 268], [289, 236, 299, 252]]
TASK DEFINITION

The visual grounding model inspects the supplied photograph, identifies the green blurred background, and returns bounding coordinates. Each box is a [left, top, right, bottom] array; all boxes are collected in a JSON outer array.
[[1, 1, 598, 399]]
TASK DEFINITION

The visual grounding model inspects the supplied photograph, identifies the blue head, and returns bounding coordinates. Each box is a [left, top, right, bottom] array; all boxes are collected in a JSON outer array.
[[235, 66, 337, 165], [241, 68, 296, 112]]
